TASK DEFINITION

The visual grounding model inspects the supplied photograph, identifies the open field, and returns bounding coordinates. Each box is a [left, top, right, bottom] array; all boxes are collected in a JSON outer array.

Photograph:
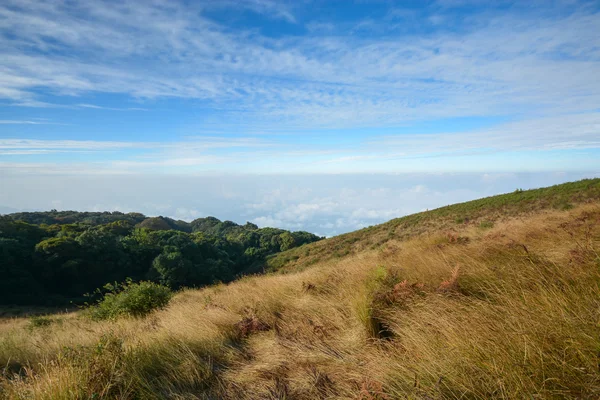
[[1, 180, 600, 399]]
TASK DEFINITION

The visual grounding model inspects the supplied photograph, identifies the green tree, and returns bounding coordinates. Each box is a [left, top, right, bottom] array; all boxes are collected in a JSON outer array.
[[152, 248, 194, 288], [279, 231, 297, 251]]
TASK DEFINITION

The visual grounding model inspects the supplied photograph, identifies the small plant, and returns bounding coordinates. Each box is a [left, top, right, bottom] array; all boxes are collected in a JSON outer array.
[[27, 315, 59, 330], [85, 279, 173, 320], [479, 220, 494, 229], [446, 233, 470, 244], [234, 315, 270, 339], [359, 378, 391, 400], [554, 201, 574, 210], [438, 266, 460, 292]]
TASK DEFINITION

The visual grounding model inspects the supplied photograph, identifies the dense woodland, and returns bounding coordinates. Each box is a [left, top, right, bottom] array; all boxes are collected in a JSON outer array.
[[0, 211, 321, 305]]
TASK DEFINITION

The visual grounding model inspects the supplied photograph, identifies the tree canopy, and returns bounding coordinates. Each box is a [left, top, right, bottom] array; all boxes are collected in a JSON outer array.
[[0, 212, 322, 305]]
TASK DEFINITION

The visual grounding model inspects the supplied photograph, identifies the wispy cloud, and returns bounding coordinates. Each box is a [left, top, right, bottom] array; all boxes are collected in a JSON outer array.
[[0, 137, 274, 152], [0, 137, 282, 171], [1, 107, 599, 173], [75, 104, 147, 111], [0, 120, 46, 125], [0, 0, 598, 130], [0, 119, 69, 126], [0, 139, 143, 150], [369, 113, 600, 155]]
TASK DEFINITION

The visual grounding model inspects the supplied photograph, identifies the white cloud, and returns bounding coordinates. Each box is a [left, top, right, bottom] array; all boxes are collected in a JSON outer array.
[[172, 207, 203, 221], [1, 105, 598, 174], [0, 1, 598, 181], [0, 0, 598, 130], [481, 173, 516, 183], [1, 172, 598, 235], [0, 139, 141, 150], [76, 104, 147, 111], [350, 208, 404, 220], [369, 113, 600, 155], [0, 120, 41, 124], [409, 185, 427, 193], [252, 215, 283, 228], [0, 120, 66, 125], [0, 137, 272, 149]]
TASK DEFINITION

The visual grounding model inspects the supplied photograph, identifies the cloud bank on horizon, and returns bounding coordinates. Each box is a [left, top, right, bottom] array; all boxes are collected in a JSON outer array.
[[0, 0, 599, 234], [2, 172, 596, 237]]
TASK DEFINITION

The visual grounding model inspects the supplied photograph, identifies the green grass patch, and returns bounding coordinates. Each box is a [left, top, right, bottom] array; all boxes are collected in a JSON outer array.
[[27, 315, 62, 331], [478, 220, 494, 229]]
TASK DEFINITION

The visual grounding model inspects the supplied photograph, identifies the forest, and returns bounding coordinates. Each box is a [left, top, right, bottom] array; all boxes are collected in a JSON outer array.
[[0, 211, 321, 306]]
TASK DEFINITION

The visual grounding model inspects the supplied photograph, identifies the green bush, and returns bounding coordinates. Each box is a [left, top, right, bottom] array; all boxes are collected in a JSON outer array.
[[479, 220, 494, 229], [86, 280, 172, 320], [27, 315, 61, 330]]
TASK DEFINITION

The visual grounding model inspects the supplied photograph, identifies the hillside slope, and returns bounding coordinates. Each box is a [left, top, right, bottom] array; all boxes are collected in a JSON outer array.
[[266, 178, 600, 272], [1, 179, 600, 399]]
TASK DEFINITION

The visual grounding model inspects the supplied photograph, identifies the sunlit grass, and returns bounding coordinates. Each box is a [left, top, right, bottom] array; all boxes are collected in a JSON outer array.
[[1, 184, 600, 399]]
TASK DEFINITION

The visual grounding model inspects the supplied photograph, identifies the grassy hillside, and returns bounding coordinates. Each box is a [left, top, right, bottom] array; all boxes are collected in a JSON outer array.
[[1, 179, 600, 399], [266, 178, 600, 272]]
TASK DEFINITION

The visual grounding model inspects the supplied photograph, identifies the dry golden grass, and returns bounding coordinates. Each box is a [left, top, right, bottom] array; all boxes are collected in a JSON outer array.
[[1, 204, 600, 399]]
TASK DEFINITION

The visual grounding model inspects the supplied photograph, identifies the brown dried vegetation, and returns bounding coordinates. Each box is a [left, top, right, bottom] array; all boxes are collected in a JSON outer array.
[[1, 191, 600, 399]]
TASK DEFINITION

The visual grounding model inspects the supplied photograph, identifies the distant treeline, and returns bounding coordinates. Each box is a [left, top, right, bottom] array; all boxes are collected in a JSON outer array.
[[0, 211, 322, 305]]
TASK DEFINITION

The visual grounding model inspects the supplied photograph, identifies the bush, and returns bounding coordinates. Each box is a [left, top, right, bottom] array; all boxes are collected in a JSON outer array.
[[27, 315, 60, 330], [478, 220, 494, 229], [86, 280, 172, 320]]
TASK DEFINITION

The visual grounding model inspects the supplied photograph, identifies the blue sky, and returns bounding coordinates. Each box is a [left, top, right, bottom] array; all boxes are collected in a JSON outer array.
[[1, 0, 599, 234]]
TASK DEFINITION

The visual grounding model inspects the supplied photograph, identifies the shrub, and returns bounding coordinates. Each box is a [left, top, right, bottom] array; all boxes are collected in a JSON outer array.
[[86, 280, 172, 320], [27, 315, 60, 330], [478, 220, 494, 229], [554, 201, 574, 210]]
